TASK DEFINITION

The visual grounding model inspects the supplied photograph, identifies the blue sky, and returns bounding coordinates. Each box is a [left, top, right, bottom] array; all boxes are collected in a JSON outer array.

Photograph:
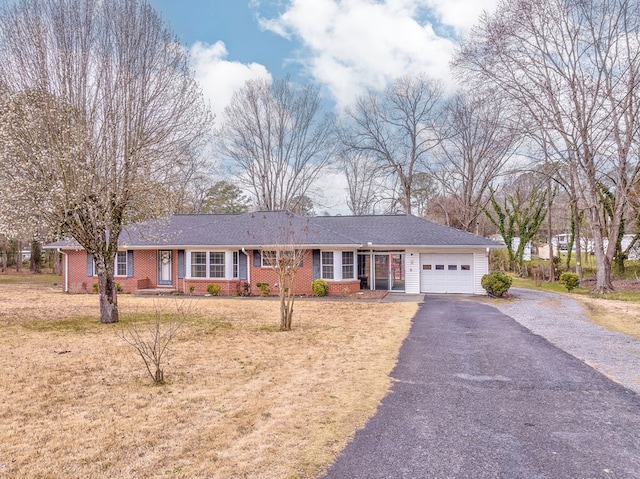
[[148, 0, 499, 117], [147, 0, 499, 213], [149, 1, 294, 79]]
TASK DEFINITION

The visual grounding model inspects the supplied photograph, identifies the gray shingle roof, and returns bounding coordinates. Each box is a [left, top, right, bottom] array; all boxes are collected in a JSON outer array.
[[47, 211, 503, 249]]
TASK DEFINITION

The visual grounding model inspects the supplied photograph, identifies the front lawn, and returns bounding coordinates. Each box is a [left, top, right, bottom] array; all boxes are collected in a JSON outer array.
[[0, 275, 417, 478]]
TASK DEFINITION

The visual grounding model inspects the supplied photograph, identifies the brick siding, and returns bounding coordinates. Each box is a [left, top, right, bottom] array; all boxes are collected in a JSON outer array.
[[62, 248, 360, 297]]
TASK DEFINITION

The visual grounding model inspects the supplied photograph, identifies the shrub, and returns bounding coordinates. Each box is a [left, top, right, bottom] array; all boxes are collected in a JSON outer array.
[[256, 282, 270, 296], [481, 271, 512, 297], [206, 284, 221, 296], [236, 281, 251, 296], [93, 282, 123, 293], [559, 272, 580, 292], [312, 278, 329, 297]]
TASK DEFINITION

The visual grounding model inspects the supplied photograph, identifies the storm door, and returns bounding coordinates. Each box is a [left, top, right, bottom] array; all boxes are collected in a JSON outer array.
[[158, 250, 173, 286]]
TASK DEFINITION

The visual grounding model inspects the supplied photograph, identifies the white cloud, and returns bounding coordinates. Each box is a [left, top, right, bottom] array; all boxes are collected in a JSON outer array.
[[425, 0, 499, 36], [257, 0, 499, 109], [189, 41, 272, 120]]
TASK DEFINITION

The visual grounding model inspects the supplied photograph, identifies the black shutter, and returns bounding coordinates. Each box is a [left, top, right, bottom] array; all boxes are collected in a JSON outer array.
[[239, 251, 247, 280], [177, 250, 185, 279], [253, 250, 261, 267], [312, 249, 321, 280]]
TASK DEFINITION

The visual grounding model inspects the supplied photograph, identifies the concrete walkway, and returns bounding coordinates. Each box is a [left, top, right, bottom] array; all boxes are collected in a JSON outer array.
[[320, 295, 640, 479]]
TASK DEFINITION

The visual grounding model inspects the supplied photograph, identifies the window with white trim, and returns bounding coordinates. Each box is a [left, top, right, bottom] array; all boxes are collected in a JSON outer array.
[[190, 251, 226, 279], [209, 252, 225, 278], [191, 252, 207, 278], [261, 250, 300, 267], [321, 251, 334, 279], [233, 251, 239, 278], [115, 251, 127, 276], [261, 250, 277, 267], [89, 251, 129, 277], [342, 251, 355, 279]]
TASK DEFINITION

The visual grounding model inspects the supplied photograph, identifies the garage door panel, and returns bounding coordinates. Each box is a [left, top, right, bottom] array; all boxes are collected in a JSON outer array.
[[420, 253, 473, 294]]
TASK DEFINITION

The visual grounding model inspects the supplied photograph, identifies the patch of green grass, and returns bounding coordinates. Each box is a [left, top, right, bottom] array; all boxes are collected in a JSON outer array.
[[0, 273, 61, 286], [512, 276, 640, 301], [21, 315, 100, 333], [596, 291, 640, 302], [511, 277, 583, 294]]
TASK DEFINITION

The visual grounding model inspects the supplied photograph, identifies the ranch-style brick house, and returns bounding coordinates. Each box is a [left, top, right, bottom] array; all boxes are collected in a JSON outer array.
[[48, 211, 503, 296]]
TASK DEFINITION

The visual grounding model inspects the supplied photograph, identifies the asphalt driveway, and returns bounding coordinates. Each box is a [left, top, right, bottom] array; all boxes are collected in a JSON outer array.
[[320, 296, 640, 479]]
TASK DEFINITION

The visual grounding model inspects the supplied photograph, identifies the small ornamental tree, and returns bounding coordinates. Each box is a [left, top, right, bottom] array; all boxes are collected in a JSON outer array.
[[257, 212, 309, 331], [481, 271, 513, 297]]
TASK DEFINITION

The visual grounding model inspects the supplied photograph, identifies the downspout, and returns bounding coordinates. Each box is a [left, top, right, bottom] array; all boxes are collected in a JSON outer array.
[[241, 247, 251, 294]]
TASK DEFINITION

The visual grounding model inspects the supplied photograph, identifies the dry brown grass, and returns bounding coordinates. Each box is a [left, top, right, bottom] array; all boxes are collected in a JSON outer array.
[[0, 275, 417, 479], [576, 296, 640, 340]]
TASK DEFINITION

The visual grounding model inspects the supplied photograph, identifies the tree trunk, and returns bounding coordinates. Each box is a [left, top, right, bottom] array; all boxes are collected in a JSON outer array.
[[280, 286, 295, 331], [30, 239, 42, 274], [16, 240, 22, 272], [590, 215, 615, 293], [547, 176, 554, 281], [52, 249, 62, 275], [97, 267, 119, 323], [1, 242, 6, 273]]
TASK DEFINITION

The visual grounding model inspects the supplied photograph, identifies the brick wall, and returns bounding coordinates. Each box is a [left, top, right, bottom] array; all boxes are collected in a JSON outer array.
[[249, 250, 360, 296], [63, 248, 361, 297]]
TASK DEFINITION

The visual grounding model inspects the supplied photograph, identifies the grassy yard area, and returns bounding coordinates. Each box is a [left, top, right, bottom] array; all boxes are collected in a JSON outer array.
[[511, 277, 640, 340], [0, 274, 418, 479]]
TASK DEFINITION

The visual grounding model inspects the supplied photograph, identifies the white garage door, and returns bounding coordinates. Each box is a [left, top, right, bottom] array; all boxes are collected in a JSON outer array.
[[420, 253, 474, 294]]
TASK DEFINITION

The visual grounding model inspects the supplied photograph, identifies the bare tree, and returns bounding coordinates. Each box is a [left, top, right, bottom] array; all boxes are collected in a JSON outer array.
[[454, 0, 640, 292], [257, 212, 308, 331], [338, 149, 385, 215], [0, 0, 212, 322], [485, 174, 551, 271], [218, 76, 333, 211], [431, 93, 519, 232], [341, 74, 443, 214], [118, 301, 191, 384], [411, 171, 438, 218]]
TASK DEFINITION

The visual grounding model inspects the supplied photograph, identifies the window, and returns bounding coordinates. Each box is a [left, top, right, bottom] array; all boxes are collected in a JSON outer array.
[[261, 250, 300, 267], [261, 250, 277, 267], [89, 251, 130, 277], [461, 264, 471, 271], [435, 265, 445, 270], [116, 251, 127, 276], [190, 251, 227, 278], [448, 265, 457, 271], [233, 251, 239, 278], [191, 252, 207, 278], [422, 264, 432, 270], [209, 252, 225, 278], [322, 251, 334, 279], [342, 252, 354, 279]]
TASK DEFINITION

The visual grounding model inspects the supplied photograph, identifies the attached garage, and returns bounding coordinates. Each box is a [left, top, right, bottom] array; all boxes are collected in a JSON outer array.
[[420, 253, 474, 294]]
